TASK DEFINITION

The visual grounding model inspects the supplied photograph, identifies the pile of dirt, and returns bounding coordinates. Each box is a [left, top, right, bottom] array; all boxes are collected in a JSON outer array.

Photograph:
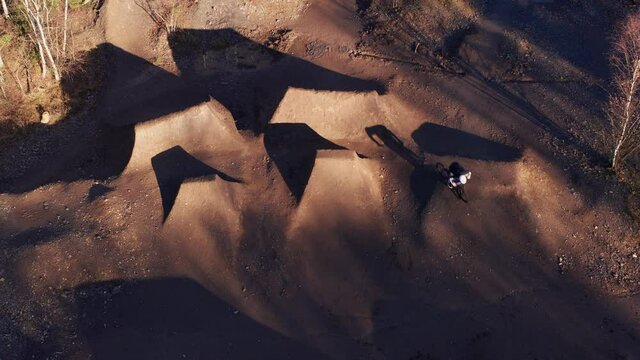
[[126, 100, 245, 169]]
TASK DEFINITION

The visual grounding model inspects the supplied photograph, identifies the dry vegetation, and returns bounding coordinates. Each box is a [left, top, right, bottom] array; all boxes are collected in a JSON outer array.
[[355, 0, 480, 71], [135, 0, 184, 35], [0, 0, 102, 147], [135, 0, 196, 72], [608, 11, 640, 171]]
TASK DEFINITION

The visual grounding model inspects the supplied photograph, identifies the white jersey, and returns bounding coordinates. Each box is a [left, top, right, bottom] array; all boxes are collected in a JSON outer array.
[[448, 172, 471, 188]]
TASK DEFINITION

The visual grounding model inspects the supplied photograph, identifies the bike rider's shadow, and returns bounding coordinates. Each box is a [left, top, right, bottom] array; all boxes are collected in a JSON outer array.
[[366, 125, 423, 167], [365, 125, 436, 216], [410, 165, 438, 215]]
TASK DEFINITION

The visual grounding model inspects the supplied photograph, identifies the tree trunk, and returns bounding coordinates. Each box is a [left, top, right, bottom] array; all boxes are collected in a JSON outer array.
[[63, 0, 68, 55], [22, 0, 48, 78], [1, 0, 8, 19], [24, 0, 60, 81], [36, 1, 60, 81], [0, 51, 5, 98], [23, 61, 30, 93], [8, 65, 25, 94], [36, 40, 47, 79], [612, 59, 640, 169]]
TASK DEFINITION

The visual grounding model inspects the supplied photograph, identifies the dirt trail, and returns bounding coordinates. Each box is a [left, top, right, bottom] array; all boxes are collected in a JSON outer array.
[[0, 0, 639, 359], [104, 0, 153, 55]]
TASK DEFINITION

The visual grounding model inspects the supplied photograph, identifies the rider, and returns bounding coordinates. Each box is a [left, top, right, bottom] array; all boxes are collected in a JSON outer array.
[[447, 162, 471, 189]]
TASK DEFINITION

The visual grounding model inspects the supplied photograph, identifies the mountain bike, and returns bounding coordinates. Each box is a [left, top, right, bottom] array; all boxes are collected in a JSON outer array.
[[435, 162, 468, 203]]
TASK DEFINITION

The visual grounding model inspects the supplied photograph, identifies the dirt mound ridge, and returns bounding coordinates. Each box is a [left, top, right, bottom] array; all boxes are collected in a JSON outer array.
[[270, 89, 424, 155], [290, 150, 386, 232], [125, 100, 246, 172]]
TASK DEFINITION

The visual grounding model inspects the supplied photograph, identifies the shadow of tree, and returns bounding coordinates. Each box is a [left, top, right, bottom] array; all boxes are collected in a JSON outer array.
[[6, 225, 70, 249], [0, 28, 385, 195], [0, 315, 47, 360], [479, 1, 618, 80], [353, 0, 614, 167], [73, 277, 330, 360], [411, 122, 523, 161]]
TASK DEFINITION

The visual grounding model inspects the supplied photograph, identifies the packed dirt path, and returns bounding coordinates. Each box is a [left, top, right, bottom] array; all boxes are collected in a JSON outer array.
[[1, 0, 640, 359]]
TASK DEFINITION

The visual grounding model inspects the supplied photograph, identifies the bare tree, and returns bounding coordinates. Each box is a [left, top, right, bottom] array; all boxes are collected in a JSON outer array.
[[0, 50, 6, 97], [135, 0, 179, 34], [62, 0, 68, 55], [1, 0, 9, 19], [20, 0, 60, 81], [0, 33, 12, 97], [609, 12, 640, 170]]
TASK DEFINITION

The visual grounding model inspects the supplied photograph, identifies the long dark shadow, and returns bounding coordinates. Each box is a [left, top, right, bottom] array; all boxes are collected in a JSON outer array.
[[151, 146, 242, 222], [73, 277, 330, 360], [452, 46, 607, 164], [481, 1, 616, 80], [412, 122, 523, 161], [0, 315, 48, 359], [0, 117, 134, 194], [1, 28, 384, 195], [168, 28, 386, 134], [264, 123, 346, 202], [6, 225, 69, 249], [365, 124, 437, 216], [366, 125, 423, 167], [457, 63, 574, 141]]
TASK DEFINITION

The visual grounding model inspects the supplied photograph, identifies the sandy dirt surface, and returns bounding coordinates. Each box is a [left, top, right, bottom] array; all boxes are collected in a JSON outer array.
[[1, 0, 640, 359]]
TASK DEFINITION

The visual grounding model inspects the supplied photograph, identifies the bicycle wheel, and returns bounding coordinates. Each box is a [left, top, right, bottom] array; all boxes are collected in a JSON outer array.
[[455, 186, 468, 203]]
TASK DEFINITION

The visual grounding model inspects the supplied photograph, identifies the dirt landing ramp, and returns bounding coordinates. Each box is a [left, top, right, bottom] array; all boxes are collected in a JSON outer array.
[[286, 151, 388, 343], [292, 150, 385, 212], [124, 100, 246, 172], [160, 175, 244, 262]]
